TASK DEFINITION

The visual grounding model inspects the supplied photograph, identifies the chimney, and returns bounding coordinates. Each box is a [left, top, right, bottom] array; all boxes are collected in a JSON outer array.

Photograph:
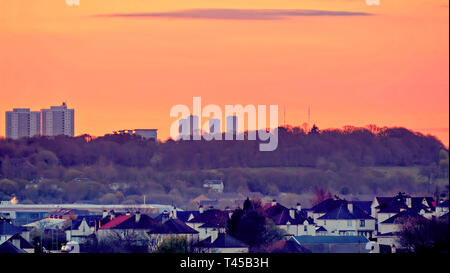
[[109, 210, 115, 220], [135, 211, 141, 223], [171, 207, 177, 219], [162, 210, 169, 223], [199, 205, 204, 214], [347, 202, 353, 214], [126, 211, 131, 216], [289, 208, 296, 219], [296, 203, 302, 212], [102, 210, 108, 218], [406, 197, 412, 208], [272, 199, 277, 206], [400, 208, 406, 212]]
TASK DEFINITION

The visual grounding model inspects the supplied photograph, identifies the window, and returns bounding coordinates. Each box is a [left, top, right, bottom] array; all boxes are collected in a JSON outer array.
[[347, 220, 352, 227], [360, 220, 365, 227], [304, 225, 307, 232]]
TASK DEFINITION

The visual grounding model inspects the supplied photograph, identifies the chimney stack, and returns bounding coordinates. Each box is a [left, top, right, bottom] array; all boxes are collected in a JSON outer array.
[[289, 208, 296, 219], [296, 203, 302, 212], [406, 197, 412, 208], [347, 202, 353, 214], [199, 205, 204, 214], [272, 199, 277, 206], [135, 211, 141, 223], [102, 210, 108, 219], [171, 206, 177, 219]]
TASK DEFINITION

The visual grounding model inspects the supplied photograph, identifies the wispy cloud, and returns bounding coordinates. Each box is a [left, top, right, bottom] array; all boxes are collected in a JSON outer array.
[[97, 9, 372, 20]]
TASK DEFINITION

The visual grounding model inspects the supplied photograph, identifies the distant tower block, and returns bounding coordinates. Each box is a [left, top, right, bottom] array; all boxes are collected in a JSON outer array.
[[5, 108, 41, 139], [41, 102, 75, 137]]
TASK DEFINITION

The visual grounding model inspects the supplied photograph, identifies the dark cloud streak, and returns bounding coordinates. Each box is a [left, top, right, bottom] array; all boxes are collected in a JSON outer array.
[[97, 9, 372, 20]]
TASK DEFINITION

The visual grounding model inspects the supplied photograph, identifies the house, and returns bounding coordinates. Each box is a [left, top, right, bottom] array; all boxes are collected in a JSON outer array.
[[186, 208, 230, 241], [65, 215, 103, 243], [203, 180, 224, 193], [315, 201, 375, 238], [308, 198, 376, 237], [155, 209, 200, 223], [263, 201, 316, 236], [376, 209, 427, 250], [371, 193, 435, 223], [147, 218, 199, 246], [292, 235, 371, 253], [196, 233, 248, 253]]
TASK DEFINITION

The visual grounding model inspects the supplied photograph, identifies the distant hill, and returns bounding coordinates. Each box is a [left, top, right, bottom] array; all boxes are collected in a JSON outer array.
[[0, 125, 448, 205]]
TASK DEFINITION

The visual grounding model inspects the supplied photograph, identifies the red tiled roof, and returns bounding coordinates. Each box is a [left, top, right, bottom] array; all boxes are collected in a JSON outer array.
[[99, 215, 131, 229]]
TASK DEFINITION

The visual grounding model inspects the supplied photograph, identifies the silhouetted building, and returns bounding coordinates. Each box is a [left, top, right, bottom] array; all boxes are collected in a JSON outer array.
[[5, 108, 40, 139], [41, 102, 74, 137]]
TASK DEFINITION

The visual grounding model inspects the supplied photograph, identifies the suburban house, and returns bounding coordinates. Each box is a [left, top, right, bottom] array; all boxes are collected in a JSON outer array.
[[65, 215, 103, 243], [147, 218, 199, 246], [196, 233, 248, 253], [292, 235, 372, 253], [307, 198, 376, 237], [316, 202, 375, 237], [203, 180, 224, 193], [371, 193, 435, 224], [376, 209, 427, 250], [263, 201, 316, 236], [155, 208, 200, 223], [186, 208, 230, 241]]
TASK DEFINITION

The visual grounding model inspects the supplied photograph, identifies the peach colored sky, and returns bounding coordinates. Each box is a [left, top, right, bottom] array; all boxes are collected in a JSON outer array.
[[0, 0, 448, 145]]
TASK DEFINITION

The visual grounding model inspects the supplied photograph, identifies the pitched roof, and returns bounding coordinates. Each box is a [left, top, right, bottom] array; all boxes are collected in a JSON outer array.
[[0, 241, 26, 253], [264, 203, 313, 225], [99, 215, 132, 229], [294, 235, 369, 244], [376, 195, 435, 214], [187, 209, 229, 228], [71, 215, 103, 229], [7, 233, 34, 249], [210, 233, 248, 248], [112, 214, 161, 229], [268, 240, 311, 253], [148, 219, 198, 234], [380, 210, 427, 224], [176, 211, 200, 222], [310, 198, 346, 213], [317, 202, 374, 220]]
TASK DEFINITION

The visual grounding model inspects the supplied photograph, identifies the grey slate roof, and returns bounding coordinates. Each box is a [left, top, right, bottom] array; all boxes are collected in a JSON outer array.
[[294, 235, 369, 244], [380, 210, 426, 224]]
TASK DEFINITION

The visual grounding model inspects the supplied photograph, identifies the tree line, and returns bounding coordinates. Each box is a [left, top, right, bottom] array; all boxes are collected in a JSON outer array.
[[0, 125, 448, 205]]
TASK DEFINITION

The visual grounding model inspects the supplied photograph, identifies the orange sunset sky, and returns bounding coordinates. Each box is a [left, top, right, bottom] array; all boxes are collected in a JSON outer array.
[[0, 0, 448, 145]]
